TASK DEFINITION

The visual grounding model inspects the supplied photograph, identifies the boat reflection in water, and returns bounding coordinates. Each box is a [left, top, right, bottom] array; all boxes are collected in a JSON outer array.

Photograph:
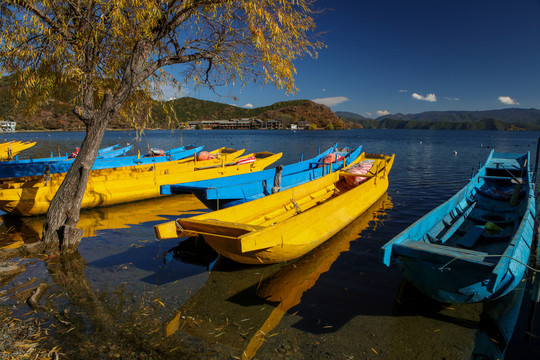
[[473, 285, 526, 360], [0, 194, 207, 247], [165, 194, 392, 359], [392, 278, 526, 360]]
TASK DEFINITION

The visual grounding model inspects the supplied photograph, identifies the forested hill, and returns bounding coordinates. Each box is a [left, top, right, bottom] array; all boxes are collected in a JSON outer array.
[[336, 108, 540, 130], [153, 97, 349, 129], [0, 75, 350, 130]]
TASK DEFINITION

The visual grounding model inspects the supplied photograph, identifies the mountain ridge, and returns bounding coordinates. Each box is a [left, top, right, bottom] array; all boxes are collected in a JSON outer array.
[[336, 108, 540, 130]]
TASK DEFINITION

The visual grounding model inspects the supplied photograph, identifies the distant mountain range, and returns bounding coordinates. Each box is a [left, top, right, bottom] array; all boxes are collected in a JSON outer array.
[[2, 75, 539, 131], [336, 108, 540, 130]]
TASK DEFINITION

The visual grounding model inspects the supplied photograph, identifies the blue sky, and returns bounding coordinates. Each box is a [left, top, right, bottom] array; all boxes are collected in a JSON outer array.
[[175, 0, 540, 118]]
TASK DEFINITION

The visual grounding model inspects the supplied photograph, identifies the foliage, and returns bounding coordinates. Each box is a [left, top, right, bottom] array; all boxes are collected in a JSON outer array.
[[0, 0, 324, 129], [2, 72, 352, 129]]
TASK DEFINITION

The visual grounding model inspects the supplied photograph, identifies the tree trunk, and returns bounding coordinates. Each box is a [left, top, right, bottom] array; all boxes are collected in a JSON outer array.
[[41, 116, 109, 253], [37, 43, 148, 255]]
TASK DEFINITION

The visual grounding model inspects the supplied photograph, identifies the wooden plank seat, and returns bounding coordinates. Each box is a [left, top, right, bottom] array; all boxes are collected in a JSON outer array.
[[393, 240, 495, 267], [457, 225, 484, 248]]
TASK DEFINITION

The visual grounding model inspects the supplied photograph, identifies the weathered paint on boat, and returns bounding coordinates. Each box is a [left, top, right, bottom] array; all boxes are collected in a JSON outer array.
[[0, 148, 281, 216], [380, 150, 535, 303], [163, 145, 363, 210], [155, 152, 394, 264]]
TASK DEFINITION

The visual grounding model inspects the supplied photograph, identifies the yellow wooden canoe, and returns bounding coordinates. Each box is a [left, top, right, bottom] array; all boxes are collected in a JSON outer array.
[[155, 152, 394, 264], [0, 141, 36, 160], [0, 148, 282, 216], [162, 195, 393, 356], [0, 147, 243, 185]]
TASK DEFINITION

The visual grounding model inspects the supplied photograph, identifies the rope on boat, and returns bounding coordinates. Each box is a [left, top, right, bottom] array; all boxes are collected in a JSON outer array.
[[438, 254, 540, 273]]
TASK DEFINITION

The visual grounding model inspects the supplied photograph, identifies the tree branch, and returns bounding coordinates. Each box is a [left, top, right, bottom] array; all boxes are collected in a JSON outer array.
[[14, 0, 74, 42]]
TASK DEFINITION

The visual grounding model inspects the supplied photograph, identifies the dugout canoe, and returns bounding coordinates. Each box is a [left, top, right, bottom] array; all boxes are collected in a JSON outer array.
[[0, 148, 281, 216], [3, 143, 127, 163], [163, 144, 364, 210], [380, 150, 535, 303], [0, 144, 200, 179], [155, 152, 394, 264]]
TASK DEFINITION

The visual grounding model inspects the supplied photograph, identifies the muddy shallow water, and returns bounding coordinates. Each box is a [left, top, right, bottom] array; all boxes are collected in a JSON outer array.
[[1, 129, 540, 359]]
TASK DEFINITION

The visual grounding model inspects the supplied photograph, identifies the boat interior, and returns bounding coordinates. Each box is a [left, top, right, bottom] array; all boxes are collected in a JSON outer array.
[[420, 156, 530, 263]]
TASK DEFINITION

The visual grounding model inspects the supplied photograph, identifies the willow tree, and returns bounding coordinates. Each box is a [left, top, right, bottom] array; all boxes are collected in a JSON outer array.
[[0, 0, 323, 253]]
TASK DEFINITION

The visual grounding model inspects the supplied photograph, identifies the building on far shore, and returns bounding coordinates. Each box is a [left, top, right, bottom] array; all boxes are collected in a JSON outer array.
[[296, 121, 310, 130], [186, 118, 283, 130], [0, 121, 16, 132]]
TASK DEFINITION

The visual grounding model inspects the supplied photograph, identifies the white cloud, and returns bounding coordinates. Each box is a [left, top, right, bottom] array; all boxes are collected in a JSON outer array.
[[377, 110, 390, 116], [160, 84, 185, 100], [244, 103, 254, 108], [412, 93, 437, 102], [398, 89, 408, 93], [312, 96, 350, 107], [498, 96, 519, 105], [444, 96, 460, 101], [364, 112, 373, 117]]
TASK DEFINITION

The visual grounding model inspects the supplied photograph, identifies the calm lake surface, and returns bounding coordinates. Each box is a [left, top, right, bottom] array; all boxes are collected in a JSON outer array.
[[1, 129, 540, 359]]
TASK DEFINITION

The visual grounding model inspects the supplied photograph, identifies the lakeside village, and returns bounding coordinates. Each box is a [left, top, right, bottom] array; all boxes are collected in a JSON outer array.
[[184, 118, 311, 130], [0, 118, 317, 132], [0, 120, 16, 132]]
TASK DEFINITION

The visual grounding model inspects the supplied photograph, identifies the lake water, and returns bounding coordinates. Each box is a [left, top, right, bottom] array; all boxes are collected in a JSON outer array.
[[1, 129, 539, 359]]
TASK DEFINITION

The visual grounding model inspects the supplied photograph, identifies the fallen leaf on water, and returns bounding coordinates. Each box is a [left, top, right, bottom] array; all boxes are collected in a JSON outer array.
[[165, 311, 182, 337]]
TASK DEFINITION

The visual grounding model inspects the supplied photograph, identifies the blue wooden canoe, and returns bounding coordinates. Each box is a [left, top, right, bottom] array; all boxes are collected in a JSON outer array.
[[0, 145, 203, 179], [5, 143, 131, 163], [162, 145, 363, 210], [96, 144, 133, 159], [380, 150, 535, 303]]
